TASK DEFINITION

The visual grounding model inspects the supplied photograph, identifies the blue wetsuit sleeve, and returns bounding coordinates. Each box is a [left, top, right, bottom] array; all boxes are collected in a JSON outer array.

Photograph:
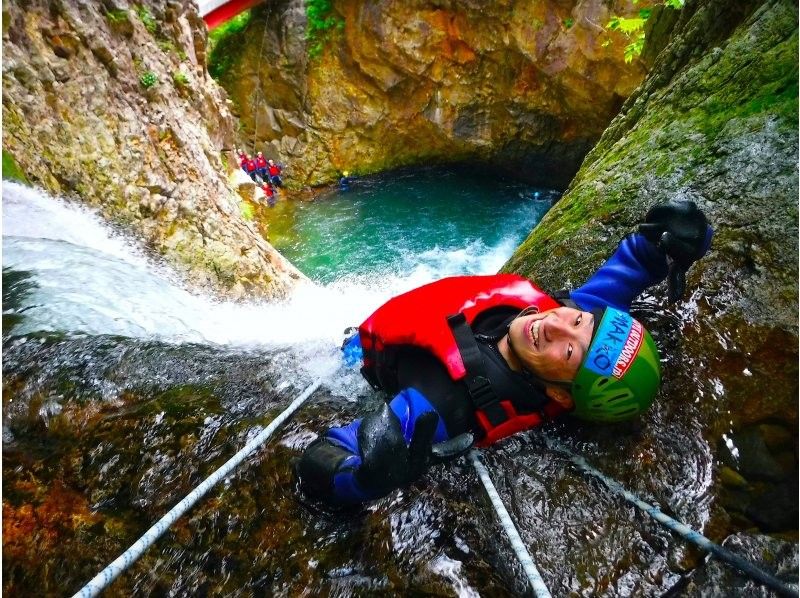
[[569, 233, 669, 312], [323, 388, 449, 503]]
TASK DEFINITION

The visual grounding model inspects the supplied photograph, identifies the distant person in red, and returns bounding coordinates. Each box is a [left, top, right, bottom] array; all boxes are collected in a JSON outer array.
[[255, 152, 269, 181], [261, 182, 276, 207], [236, 148, 247, 169], [243, 154, 262, 184], [267, 159, 283, 187]]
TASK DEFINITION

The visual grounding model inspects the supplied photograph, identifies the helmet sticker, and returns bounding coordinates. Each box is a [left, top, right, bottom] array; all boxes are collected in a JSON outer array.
[[584, 309, 643, 379]]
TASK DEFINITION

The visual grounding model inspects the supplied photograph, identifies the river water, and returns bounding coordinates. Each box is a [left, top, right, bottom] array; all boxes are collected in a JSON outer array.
[[2, 175, 795, 596]]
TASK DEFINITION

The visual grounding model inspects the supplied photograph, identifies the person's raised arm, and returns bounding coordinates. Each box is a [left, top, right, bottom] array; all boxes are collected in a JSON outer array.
[[569, 200, 712, 312]]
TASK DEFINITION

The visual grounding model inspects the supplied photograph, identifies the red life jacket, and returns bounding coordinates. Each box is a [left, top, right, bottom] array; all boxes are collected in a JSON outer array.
[[256, 156, 268, 168], [268, 163, 281, 176], [245, 159, 257, 172], [358, 274, 567, 446]]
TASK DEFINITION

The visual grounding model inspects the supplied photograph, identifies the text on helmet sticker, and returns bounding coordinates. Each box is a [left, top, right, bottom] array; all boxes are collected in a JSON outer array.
[[584, 310, 643, 379]]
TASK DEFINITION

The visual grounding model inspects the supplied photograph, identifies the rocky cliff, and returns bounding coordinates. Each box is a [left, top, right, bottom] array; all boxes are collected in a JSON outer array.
[[2, 0, 303, 299], [217, 0, 651, 188], [505, 0, 798, 537]]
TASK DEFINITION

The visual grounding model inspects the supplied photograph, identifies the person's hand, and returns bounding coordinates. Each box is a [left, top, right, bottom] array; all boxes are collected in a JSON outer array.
[[638, 200, 712, 303], [356, 405, 472, 496]]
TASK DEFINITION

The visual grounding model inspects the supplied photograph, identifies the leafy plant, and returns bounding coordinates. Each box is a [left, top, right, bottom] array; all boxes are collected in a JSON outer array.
[[136, 5, 158, 35], [606, 1, 684, 63], [208, 10, 252, 81], [172, 71, 189, 87], [139, 70, 158, 89], [209, 10, 252, 44], [305, 0, 344, 59], [106, 9, 129, 24], [563, 17, 574, 30], [157, 39, 177, 55]]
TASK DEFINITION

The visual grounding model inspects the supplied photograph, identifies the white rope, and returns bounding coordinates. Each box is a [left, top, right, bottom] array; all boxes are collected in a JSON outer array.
[[72, 378, 322, 598], [470, 450, 552, 598]]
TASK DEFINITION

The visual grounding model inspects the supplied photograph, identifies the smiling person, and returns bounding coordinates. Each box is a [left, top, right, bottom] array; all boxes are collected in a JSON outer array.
[[297, 200, 713, 505]]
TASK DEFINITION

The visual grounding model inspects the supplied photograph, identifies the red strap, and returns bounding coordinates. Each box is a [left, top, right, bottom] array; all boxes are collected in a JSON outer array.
[[474, 400, 568, 447]]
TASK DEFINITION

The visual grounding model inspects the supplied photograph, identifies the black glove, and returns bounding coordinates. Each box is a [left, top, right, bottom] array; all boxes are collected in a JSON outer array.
[[357, 404, 473, 497], [638, 200, 711, 303]]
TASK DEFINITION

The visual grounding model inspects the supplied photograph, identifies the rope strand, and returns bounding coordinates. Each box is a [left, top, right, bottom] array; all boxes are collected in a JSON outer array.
[[71, 379, 322, 598]]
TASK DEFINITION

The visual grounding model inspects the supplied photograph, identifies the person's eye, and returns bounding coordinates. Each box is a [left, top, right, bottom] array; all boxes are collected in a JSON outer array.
[[575, 314, 582, 326], [567, 344, 573, 360]]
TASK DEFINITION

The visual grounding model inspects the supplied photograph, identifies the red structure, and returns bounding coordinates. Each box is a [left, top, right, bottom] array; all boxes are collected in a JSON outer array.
[[200, 0, 263, 29]]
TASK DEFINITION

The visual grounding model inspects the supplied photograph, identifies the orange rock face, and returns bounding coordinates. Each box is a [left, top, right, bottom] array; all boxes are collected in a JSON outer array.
[[222, 0, 651, 187]]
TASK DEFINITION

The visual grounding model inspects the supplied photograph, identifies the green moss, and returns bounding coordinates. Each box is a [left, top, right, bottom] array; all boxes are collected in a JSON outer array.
[[2, 149, 28, 183], [105, 9, 129, 24], [209, 9, 252, 45], [172, 71, 189, 88], [157, 39, 177, 55], [240, 201, 254, 220], [208, 11, 252, 82], [305, 0, 344, 59], [136, 5, 158, 35]]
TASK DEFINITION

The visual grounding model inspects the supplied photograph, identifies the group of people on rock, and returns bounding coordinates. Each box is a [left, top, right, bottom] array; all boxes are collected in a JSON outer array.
[[236, 148, 284, 205]]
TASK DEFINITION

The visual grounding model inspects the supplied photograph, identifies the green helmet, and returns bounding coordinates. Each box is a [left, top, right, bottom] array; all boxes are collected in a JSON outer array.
[[571, 307, 661, 422]]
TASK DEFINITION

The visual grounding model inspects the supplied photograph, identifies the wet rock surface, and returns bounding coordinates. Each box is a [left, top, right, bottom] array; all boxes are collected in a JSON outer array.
[[504, 0, 798, 572], [2, 0, 303, 299], [2, 299, 795, 595]]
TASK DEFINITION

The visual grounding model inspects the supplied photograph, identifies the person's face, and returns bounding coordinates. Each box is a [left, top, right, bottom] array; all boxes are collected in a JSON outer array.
[[506, 306, 594, 383], [257, 152, 263, 157], [268, 159, 274, 165]]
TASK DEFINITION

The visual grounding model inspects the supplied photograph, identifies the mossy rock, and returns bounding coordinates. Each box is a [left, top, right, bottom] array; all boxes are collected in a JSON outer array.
[[2, 149, 29, 183]]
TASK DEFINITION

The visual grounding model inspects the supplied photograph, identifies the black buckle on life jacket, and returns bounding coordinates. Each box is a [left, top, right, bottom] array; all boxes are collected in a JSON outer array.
[[467, 375, 508, 427], [447, 313, 508, 428]]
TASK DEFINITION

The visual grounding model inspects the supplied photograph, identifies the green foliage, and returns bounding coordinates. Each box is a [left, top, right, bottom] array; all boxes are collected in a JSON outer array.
[[208, 10, 252, 81], [240, 201, 254, 220], [305, 0, 344, 59], [209, 10, 252, 48], [563, 17, 574, 30], [607, 16, 646, 35], [157, 39, 177, 55], [606, 0, 684, 63], [2, 150, 28, 183], [624, 32, 646, 63], [136, 5, 158, 35], [172, 71, 189, 87], [139, 70, 158, 89], [105, 9, 129, 24]]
